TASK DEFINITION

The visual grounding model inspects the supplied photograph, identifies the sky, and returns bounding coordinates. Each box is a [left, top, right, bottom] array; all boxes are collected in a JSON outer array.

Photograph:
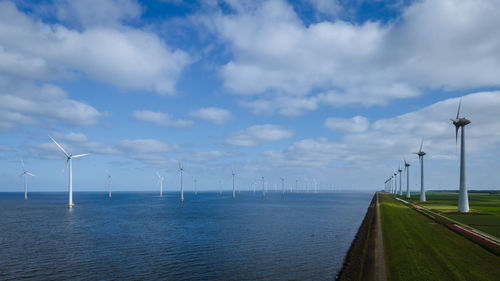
[[1, 0, 500, 192]]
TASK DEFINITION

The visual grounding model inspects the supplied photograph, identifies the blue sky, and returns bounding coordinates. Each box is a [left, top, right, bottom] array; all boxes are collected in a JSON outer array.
[[1, 0, 500, 192]]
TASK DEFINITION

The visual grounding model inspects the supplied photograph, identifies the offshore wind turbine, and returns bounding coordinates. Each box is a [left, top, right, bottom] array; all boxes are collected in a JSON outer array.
[[178, 161, 184, 202], [414, 138, 426, 202], [19, 159, 35, 200], [281, 178, 285, 195], [232, 168, 236, 199], [313, 178, 318, 193], [398, 165, 403, 196], [404, 158, 411, 198], [262, 176, 266, 197], [107, 173, 112, 198], [451, 98, 471, 213], [49, 135, 88, 208], [157, 172, 164, 197]]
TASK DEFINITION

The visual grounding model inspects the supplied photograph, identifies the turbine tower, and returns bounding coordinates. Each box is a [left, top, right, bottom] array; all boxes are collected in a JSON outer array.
[[232, 168, 236, 200], [19, 159, 35, 200], [262, 176, 266, 197], [393, 172, 398, 194], [178, 161, 184, 202], [49, 135, 88, 208], [108, 173, 112, 198], [451, 99, 471, 213], [404, 158, 411, 198], [281, 178, 285, 195], [398, 165, 403, 196], [414, 138, 426, 202], [157, 172, 164, 197]]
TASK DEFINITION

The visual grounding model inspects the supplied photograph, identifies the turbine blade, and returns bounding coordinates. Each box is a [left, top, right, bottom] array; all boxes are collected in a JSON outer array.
[[455, 125, 459, 154], [62, 158, 68, 175], [21, 158, 25, 170], [456, 97, 461, 119], [156, 172, 161, 179], [26, 172, 35, 177], [419, 137, 424, 152], [49, 135, 70, 157], [72, 153, 89, 158]]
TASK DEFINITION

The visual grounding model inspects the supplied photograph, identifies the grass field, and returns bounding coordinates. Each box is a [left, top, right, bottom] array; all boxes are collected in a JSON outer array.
[[379, 193, 500, 281], [403, 192, 500, 238]]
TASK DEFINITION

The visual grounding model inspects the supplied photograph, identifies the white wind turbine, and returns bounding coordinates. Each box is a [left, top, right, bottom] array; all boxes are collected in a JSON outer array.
[[262, 176, 266, 197], [398, 165, 403, 196], [107, 173, 112, 198], [404, 157, 411, 198], [157, 172, 164, 197], [178, 161, 185, 202], [231, 168, 236, 199], [451, 98, 471, 213], [414, 138, 426, 202], [49, 135, 88, 208], [19, 159, 35, 200], [281, 178, 285, 196]]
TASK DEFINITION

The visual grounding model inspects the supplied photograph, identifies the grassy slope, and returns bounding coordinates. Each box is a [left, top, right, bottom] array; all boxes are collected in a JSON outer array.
[[406, 192, 500, 237], [379, 193, 500, 281]]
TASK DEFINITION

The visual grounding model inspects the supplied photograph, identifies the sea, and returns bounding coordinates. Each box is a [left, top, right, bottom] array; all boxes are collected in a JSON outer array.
[[0, 191, 373, 280]]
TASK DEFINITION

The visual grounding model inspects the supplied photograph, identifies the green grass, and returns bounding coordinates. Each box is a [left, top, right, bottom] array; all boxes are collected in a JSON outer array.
[[379, 193, 500, 281], [404, 192, 500, 238]]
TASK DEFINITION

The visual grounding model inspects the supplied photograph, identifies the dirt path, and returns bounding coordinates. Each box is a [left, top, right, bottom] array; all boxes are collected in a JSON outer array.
[[374, 193, 387, 281]]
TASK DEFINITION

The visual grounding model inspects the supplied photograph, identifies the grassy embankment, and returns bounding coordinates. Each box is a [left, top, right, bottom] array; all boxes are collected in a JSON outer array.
[[379, 193, 500, 281], [405, 192, 500, 238]]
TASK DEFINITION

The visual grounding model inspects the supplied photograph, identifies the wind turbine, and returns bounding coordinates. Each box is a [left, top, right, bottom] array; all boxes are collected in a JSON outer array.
[[281, 178, 285, 195], [262, 176, 266, 197], [393, 172, 398, 194], [398, 165, 403, 196], [49, 135, 88, 208], [19, 159, 35, 200], [157, 172, 164, 197], [231, 168, 236, 200], [178, 161, 184, 202], [451, 98, 471, 212], [414, 138, 426, 202], [107, 173, 112, 198], [404, 157, 411, 198], [313, 178, 318, 193]]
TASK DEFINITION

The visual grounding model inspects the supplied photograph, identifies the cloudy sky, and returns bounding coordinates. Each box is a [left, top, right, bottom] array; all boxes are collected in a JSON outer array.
[[1, 0, 500, 192]]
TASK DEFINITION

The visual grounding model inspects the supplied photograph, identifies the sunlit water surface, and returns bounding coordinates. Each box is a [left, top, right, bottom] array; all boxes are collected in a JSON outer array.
[[0, 191, 372, 280]]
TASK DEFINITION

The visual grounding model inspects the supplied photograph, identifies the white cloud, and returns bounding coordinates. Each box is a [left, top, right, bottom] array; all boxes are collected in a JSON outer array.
[[32, 133, 180, 167], [201, 0, 500, 115], [0, 1, 191, 95], [225, 124, 294, 146], [266, 91, 500, 167], [115, 139, 178, 154], [55, 0, 142, 28], [324, 115, 370, 133], [0, 77, 101, 130], [189, 107, 232, 125], [189, 150, 236, 162], [131, 110, 194, 128]]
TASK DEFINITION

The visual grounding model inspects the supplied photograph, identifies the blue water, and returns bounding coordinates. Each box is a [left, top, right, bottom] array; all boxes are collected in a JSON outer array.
[[0, 191, 373, 280]]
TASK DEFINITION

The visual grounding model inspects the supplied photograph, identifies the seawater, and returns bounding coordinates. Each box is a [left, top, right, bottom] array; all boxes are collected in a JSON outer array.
[[0, 191, 373, 280]]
